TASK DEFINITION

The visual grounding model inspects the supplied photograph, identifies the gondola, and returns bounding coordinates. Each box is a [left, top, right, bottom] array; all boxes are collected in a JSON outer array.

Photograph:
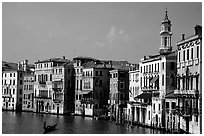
[[43, 122, 57, 133]]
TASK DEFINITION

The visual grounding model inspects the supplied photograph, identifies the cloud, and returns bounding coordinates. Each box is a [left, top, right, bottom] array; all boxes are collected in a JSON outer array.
[[94, 26, 131, 47], [94, 41, 105, 47], [106, 26, 131, 44]]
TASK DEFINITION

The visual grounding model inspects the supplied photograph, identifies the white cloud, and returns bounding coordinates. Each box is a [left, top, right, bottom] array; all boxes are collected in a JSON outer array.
[[94, 25, 131, 47]]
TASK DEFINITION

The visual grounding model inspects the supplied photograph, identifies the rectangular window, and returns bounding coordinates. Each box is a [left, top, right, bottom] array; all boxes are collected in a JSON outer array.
[[170, 62, 174, 70], [172, 102, 176, 109], [149, 65, 151, 73], [155, 64, 156, 72], [153, 104, 155, 110], [10, 73, 12, 77], [140, 67, 142, 73], [191, 77, 193, 90], [120, 82, 124, 89], [183, 50, 185, 61], [162, 74, 164, 86], [13, 89, 15, 94], [166, 102, 169, 109], [158, 104, 160, 111], [20, 80, 23, 85], [152, 64, 153, 72], [187, 49, 189, 60], [178, 52, 180, 62], [143, 66, 145, 73], [100, 71, 102, 76], [158, 63, 159, 72], [20, 89, 22, 95], [162, 62, 164, 70], [197, 46, 199, 58], [191, 48, 193, 59]]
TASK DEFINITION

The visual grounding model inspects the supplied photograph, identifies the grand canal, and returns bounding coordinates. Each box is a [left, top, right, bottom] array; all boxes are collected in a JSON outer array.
[[2, 111, 167, 134]]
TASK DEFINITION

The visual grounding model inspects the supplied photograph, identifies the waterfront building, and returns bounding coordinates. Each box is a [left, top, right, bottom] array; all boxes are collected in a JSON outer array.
[[136, 10, 177, 128], [73, 56, 97, 115], [22, 69, 35, 112], [164, 92, 177, 132], [2, 60, 34, 111], [33, 57, 74, 115], [126, 64, 140, 124], [52, 61, 75, 114], [174, 25, 202, 134], [81, 61, 113, 116], [109, 64, 130, 124]]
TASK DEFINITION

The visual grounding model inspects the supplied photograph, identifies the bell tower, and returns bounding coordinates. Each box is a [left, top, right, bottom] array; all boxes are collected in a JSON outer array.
[[159, 9, 172, 54]]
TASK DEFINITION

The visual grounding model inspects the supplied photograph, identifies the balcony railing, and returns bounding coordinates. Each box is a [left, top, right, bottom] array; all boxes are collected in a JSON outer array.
[[39, 81, 46, 84], [2, 94, 12, 98], [80, 98, 93, 103], [175, 107, 199, 116], [174, 89, 196, 95]]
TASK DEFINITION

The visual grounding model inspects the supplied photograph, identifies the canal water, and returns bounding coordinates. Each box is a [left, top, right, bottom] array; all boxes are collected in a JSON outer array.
[[2, 111, 166, 134]]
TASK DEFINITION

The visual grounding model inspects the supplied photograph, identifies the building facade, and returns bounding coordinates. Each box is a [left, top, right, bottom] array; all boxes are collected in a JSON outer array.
[[81, 61, 112, 117], [137, 11, 177, 128], [2, 60, 34, 111], [22, 71, 34, 111], [126, 64, 140, 124], [34, 57, 74, 115], [174, 25, 202, 134], [73, 57, 97, 115], [109, 67, 130, 124]]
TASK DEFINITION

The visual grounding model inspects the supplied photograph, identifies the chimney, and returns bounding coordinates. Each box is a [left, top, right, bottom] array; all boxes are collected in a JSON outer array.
[[194, 25, 202, 35], [182, 34, 185, 40], [62, 56, 65, 59], [18, 62, 21, 70], [23, 60, 28, 71]]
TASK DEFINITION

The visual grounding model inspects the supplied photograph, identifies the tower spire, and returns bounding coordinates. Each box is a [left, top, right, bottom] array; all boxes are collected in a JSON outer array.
[[159, 9, 172, 54]]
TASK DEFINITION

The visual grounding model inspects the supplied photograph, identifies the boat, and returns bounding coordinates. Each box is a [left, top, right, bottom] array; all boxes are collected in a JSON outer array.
[[43, 122, 57, 133]]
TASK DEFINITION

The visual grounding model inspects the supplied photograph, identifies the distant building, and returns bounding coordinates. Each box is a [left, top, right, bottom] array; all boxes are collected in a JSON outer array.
[[52, 61, 75, 114], [81, 61, 112, 116], [136, 10, 177, 128], [109, 64, 130, 124], [126, 64, 140, 124], [2, 60, 34, 111], [174, 25, 202, 134], [33, 57, 74, 115], [73, 56, 97, 115], [22, 70, 34, 112], [164, 92, 177, 132]]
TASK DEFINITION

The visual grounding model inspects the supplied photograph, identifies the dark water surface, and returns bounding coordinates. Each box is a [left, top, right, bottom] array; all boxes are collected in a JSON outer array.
[[2, 111, 166, 134]]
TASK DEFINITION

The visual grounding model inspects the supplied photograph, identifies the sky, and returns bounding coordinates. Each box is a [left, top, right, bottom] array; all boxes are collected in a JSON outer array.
[[2, 2, 202, 64]]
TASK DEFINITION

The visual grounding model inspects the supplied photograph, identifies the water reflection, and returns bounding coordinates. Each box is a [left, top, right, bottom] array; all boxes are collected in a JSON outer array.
[[2, 111, 166, 134]]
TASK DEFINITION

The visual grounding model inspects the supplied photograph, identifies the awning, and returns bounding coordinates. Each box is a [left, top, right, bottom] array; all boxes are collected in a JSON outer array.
[[150, 76, 158, 83], [80, 90, 92, 95], [134, 93, 152, 99]]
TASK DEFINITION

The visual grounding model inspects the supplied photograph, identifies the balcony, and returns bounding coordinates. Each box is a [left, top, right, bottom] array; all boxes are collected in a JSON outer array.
[[175, 107, 199, 116], [177, 62, 181, 68], [194, 58, 199, 65], [53, 99, 62, 103], [2, 94, 12, 98], [80, 98, 93, 104], [174, 89, 196, 97], [39, 81, 46, 84], [187, 60, 193, 66]]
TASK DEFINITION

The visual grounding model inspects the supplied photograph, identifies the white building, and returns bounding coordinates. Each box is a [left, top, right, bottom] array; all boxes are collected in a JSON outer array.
[[136, 10, 177, 128], [174, 25, 202, 134], [2, 60, 34, 111], [22, 71, 34, 112], [126, 64, 140, 124], [34, 57, 73, 114]]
